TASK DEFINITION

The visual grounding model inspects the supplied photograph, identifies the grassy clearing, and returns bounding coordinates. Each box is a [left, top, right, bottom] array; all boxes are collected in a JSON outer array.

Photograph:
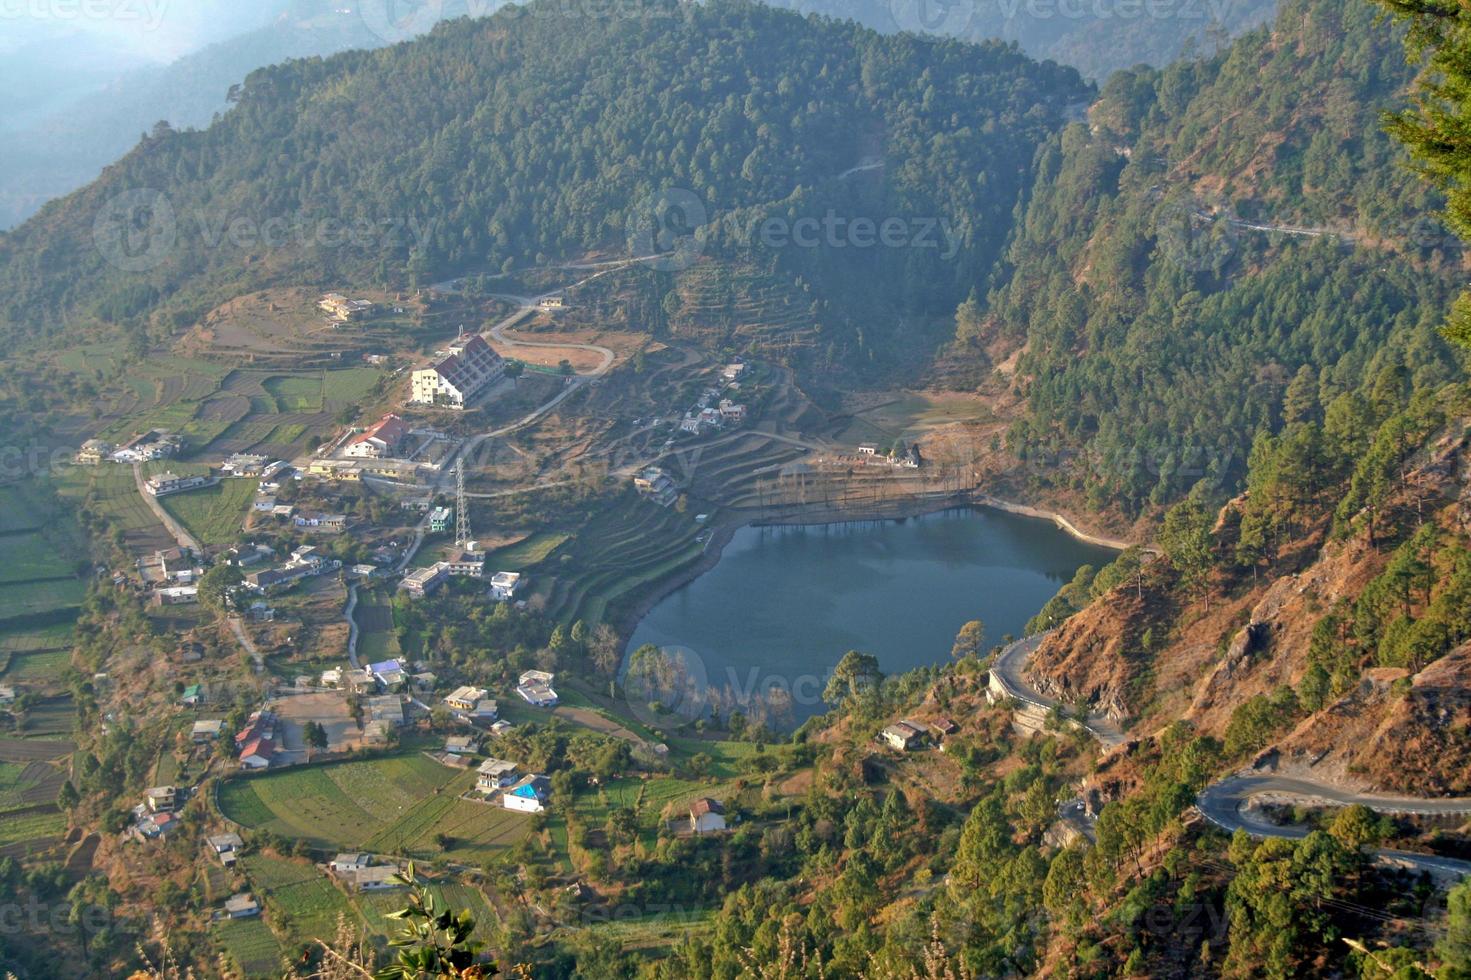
[[367, 783, 531, 863], [356, 882, 499, 940], [158, 478, 256, 547], [0, 623, 73, 653], [262, 375, 324, 413], [2, 649, 71, 684], [321, 367, 383, 406], [212, 916, 284, 978]]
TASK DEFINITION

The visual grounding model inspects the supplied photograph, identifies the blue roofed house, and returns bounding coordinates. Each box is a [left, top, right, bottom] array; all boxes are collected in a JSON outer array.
[[367, 659, 407, 689], [501, 774, 551, 813]]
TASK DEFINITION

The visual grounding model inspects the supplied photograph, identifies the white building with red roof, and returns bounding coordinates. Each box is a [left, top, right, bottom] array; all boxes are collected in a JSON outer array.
[[345, 414, 411, 460]]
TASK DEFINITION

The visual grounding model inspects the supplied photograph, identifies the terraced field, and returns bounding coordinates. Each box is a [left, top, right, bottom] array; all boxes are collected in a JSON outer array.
[[544, 497, 705, 626], [364, 783, 530, 863], [212, 916, 284, 978], [240, 854, 355, 945]]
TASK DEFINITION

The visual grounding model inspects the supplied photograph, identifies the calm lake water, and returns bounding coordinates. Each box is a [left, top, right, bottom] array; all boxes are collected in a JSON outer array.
[[625, 507, 1116, 724]]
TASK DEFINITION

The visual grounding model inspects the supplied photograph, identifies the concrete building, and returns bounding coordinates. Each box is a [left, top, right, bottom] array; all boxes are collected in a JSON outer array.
[[410, 335, 505, 408], [344, 414, 411, 460]]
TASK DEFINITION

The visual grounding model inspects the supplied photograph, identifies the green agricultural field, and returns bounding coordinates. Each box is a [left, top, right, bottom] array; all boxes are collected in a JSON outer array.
[[0, 623, 73, 654], [321, 367, 383, 406], [356, 882, 498, 940], [366, 785, 530, 863], [219, 754, 462, 849], [158, 479, 257, 548], [240, 854, 354, 946], [0, 487, 42, 533], [0, 579, 86, 623], [0, 533, 79, 584], [0, 807, 65, 848], [213, 916, 284, 978], [0, 761, 63, 812], [263, 375, 325, 413], [484, 532, 570, 570], [2, 649, 71, 685]]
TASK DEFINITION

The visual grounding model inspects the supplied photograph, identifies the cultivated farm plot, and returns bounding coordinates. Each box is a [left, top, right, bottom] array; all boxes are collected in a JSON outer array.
[[0, 737, 73, 763], [2, 649, 71, 686], [219, 754, 461, 849], [0, 623, 73, 655], [0, 487, 42, 534], [212, 915, 284, 978], [0, 761, 64, 811], [0, 579, 86, 623], [356, 882, 499, 940], [0, 807, 65, 849], [158, 479, 257, 548], [241, 854, 354, 945], [366, 785, 530, 863], [0, 532, 78, 584]]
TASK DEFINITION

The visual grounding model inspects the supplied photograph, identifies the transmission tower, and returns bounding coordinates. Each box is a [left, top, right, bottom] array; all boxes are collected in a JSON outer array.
[[455, 457, 474, 551]]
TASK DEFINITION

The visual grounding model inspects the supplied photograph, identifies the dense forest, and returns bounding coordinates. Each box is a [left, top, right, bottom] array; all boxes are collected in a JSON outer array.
[[0, 0, 1085, 367], [982, 0, 1467, 514]]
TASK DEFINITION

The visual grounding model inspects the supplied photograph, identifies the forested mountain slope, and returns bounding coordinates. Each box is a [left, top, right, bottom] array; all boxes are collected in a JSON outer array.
[[0, 0, 1086, 368], [980, 0, 1466, 515]]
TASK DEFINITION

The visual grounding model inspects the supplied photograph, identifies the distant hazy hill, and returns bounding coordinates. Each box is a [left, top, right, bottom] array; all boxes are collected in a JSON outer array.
[[774, 0, 1279, 79], [0, 8, 392, 230], [0, 0, 1086, 364]]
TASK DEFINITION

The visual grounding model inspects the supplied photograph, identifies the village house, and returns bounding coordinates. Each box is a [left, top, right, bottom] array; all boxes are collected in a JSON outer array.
[[489, 571, 524, 600], [399, 563, 449, 597], [516, 670, 558, 707], [145, 786, 177, 813], [134, 811, 178, 840], [718, 399, 747, 423], [443, 550, 486, 578], [477, 758, 520, 794], [223, 893, 260, 919], [538, 296, 565, 310], [329, 852, 371, 875], [75, 440, 112, 465], [319, 293, 374, 322], [428, 506, 452, 533], [689, 798, 727, 835], [180, 684, 204, 707], [444, 734, 479, 756], [721, 362, 746, 382], [410, 334, 505, 408], [501, 774, 551, 813], [367, 659, 407, 688], [880, 721, 926, 752], [206, 832, 243, 867], [344, 414, 411, 460], [634, 467, 678, 507], [443, 686, 487, 713], [154, 585, 199, 606], [144, 472, 210, 497], [221, 453, 269, 476], [239, 738, 274, 769], [342, 865, 405, 892], [191, 719, 225, 743]]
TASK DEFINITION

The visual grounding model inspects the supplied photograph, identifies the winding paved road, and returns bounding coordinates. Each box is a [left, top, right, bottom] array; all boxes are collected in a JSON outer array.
[[997, 633, 1471, 878], [990, 634, 1127, 748], [1199, 774, 1471, 878]]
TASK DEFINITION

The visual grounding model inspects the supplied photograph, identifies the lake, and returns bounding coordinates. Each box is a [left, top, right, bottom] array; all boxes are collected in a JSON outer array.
[[625, 506, 1116, 725]]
